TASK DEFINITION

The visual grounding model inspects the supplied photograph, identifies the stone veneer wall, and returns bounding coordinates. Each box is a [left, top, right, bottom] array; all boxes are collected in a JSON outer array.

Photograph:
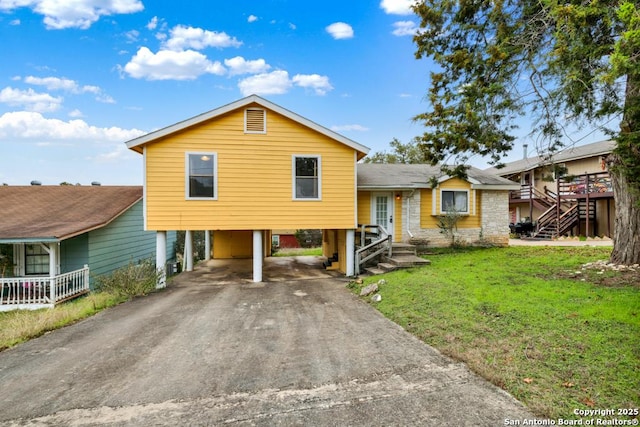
[[401, 189, 510, 247]]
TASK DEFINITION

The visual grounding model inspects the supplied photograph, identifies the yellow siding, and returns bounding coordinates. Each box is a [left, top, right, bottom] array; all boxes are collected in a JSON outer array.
[[421, 179, 482, 229], [420, 189, 438, 228], [213, 230, 253, 258], [357, 191, 371, 225], [394, 195, 402, 241], [145, 104, 357, 231], [337, 229, 347, 273]]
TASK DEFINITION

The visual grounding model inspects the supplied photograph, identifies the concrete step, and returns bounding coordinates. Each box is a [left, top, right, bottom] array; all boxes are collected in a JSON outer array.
[[377, 262, 397, 272], [391, 243, 417, 256], [364, 267, 386, 275], [383, 255, 431, 268]]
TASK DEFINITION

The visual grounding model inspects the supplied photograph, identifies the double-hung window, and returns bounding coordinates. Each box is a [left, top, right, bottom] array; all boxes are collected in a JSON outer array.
[[186, 152, 217, 200], [25, 244, 49, 275], [293, 155, 321, 200], [441, 190, 469, 214]]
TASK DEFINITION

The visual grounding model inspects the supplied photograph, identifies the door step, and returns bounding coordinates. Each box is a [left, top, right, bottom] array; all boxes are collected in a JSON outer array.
[[383, 254, 432, 268]]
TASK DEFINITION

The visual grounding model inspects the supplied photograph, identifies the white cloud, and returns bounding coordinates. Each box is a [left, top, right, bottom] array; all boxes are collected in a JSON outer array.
[[247, 15, 258, 23], [0, 87, 62, 112], [292, 74, 333, 95], [123, 47, 226, 80], [380, 0, 415, 15], [164, 25, 242, 51], [22, 76, 114, 103], [0, 111, 145, 142], [124, 29, 139, 42], [238, 70, 292, 96], [224, 56, 270, 76], [24, 76, 77, 91], [331, 124, 370, 132], [0, 0, 144, 29], [147, 16, 158, 30], [9, 18, 20, 25], [392, 20, 418, 36], [68, 109, 84, 118], [326, 22, 354, 40]]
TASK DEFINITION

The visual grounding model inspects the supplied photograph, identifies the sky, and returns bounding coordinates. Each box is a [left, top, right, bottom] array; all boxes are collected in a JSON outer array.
[[0, 0, 610, 186]]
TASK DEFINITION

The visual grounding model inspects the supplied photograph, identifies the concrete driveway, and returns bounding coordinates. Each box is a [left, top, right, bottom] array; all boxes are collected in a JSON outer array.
[[0, 257, 532, 426]]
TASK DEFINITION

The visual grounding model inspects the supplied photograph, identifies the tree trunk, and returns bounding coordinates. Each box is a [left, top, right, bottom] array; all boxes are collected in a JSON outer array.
[[609, 154, 640, 265]]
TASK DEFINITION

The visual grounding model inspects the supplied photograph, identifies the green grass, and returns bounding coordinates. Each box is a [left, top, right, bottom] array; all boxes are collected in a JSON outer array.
[[0, 292, 127, 351], [350, 246, 640, 419], [272, 247, 323, 257]]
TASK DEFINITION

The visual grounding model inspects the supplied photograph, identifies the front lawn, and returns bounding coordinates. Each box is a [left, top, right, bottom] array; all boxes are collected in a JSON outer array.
[[350, 246, 639, 419]]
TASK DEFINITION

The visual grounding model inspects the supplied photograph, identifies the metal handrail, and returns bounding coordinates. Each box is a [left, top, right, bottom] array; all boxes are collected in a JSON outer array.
[[355, 224, 392, 275]]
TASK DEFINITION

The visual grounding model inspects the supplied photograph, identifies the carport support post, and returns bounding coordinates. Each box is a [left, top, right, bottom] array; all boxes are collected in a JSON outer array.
[[204, 230, 211, 261], [253, 230, 263, 282], [185, 230, 194, 272], [346, 229, 355, 277], [156, 231, 167, 288]]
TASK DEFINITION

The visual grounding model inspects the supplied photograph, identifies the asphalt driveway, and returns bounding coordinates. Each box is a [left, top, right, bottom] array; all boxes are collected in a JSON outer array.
[[0, 257, 532, 426]]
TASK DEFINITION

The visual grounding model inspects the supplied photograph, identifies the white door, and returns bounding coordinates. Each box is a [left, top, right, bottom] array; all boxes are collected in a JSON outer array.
[[371, 192, 394, 237]]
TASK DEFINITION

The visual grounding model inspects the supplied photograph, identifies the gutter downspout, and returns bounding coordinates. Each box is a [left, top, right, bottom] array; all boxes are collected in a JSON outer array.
[[406, 189, 416, 239]]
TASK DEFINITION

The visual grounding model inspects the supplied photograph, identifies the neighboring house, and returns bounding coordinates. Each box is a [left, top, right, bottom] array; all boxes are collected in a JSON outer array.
[[271, 230, 301, 249], [487, 140, 615, 238], [124, 95, 517, 281], [0, 185, 177, 311]]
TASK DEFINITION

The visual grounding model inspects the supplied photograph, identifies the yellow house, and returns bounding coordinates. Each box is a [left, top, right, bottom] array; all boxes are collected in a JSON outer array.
[[356, 164, 519, 247], [126, 95, 369, 282], [125, 96, 520, 282]]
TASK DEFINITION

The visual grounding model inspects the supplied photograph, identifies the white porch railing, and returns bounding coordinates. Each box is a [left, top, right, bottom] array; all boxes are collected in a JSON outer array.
[[0, 265, 90, 311]]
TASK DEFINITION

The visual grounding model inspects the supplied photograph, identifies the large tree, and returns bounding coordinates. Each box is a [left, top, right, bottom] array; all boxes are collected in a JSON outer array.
[[412, 0, 640, 264], [364, 138, 425, 164]]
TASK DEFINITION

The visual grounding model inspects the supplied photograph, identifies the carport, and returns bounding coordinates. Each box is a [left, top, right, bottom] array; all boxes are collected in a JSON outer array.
[[163, 229, 351, 284], [173, 255, 340, 285]]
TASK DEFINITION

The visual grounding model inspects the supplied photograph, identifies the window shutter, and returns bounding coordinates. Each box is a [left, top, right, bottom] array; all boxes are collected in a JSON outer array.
[[245, 108, 266, 133]]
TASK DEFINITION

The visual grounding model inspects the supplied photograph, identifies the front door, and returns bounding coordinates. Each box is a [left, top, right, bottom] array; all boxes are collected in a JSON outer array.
[[371, 192, 394, 237]]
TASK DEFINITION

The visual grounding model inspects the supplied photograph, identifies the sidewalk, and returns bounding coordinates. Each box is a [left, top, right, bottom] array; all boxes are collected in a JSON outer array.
[[509, 238, 613, 247]]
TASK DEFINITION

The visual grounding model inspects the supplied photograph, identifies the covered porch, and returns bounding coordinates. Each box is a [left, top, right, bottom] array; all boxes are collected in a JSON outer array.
[[1, 240, 90, 311], [0, 266, 90, 311]]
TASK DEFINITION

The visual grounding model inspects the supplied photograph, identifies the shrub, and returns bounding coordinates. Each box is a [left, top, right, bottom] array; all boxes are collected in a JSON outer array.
[[94, 259, 160, 299]]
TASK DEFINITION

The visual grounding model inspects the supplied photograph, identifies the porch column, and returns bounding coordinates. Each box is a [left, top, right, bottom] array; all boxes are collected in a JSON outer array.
[[49, 243, 58, 302], [185, 230, 194, 272], [346, 229, 355, 277], [156, 231, 167, 288], [204, 230, 211, 261], [253, 230, 263, 282]]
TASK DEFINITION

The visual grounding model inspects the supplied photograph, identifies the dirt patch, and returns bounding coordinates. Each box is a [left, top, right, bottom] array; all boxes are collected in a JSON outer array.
[[560, 260, 640, 288]]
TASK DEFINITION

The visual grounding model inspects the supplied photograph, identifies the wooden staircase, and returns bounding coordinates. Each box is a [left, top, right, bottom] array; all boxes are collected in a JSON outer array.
[[531, 193, 597, 240]]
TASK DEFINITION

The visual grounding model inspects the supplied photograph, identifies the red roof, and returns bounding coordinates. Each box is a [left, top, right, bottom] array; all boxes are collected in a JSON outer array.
[[0, 186, 142, 241]]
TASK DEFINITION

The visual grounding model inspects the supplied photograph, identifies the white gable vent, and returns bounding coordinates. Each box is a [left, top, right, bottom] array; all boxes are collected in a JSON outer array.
[[245, 108, 266, 133]]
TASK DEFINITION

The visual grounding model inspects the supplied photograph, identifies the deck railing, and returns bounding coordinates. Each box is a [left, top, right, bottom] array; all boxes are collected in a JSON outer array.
[[0, 265, 90, 311], [558, 172, 612, 196]]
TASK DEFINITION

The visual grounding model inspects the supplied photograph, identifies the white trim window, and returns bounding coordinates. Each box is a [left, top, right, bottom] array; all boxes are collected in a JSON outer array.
[[186, 152, 217, 200], [441, 189, 469, 214], [293, 155, 321, 200]]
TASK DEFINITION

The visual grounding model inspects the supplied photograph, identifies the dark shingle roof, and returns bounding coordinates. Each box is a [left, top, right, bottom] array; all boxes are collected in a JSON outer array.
[[0, 186, 142, 242], [486, 140, 615, 176]]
